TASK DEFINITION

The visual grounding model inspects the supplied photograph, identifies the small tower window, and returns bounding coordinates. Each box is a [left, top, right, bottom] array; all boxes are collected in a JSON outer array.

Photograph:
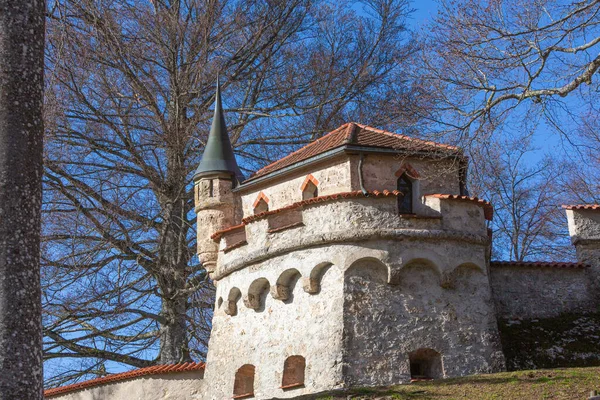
[[253, 199, 268, 215], [253, 192, 269, 215], [409, 348, 443, 380], [233, 364, 255, 398], [281, 356, 306, 389], [301, 175, 319, 200], [397, 174, 413, 214]]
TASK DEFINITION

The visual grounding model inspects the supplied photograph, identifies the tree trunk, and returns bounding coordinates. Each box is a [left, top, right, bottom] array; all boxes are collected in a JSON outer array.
[[0, 0, 45, 399]]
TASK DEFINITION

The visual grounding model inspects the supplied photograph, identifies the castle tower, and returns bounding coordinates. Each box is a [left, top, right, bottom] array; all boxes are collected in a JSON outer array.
[[201, 123, 505, 399], [194, 79, 243, 275]]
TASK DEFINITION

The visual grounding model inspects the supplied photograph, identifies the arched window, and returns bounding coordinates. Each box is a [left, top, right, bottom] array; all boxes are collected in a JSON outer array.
[[397, 174, 413, 214], [409, 348, 443, 380], [233, 364, 255, 398], [281, 356, 306, 389]]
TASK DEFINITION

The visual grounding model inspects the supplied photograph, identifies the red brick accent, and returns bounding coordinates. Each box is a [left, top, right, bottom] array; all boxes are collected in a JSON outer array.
[[246, 122, 460, 182], [562, 204, 600, 210], [491, 261, 590, 269], [223, 240, 248, 253], [268, 222, 305, 234], [44, 362, 205, 398], [300, 174, 319, 191], [424, 194, 493, 221], [394, 163, 420, 179], [210, 223, 244, 240], [252, 191, 269, 208]]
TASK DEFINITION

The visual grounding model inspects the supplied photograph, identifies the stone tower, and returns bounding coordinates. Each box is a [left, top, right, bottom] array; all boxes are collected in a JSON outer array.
[[194, 79, 243, 275], [200, 123, 506, 399], [565, 205, 600, 291]]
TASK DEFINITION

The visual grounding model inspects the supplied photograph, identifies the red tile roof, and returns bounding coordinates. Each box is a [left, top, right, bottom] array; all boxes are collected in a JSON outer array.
[[212, 190, 403, 241], [491, 261, 590, 269], [246, 122, 460, 182], [44, 362, 205, 398], [562, 204, 600, 210], [425, 194, 493, 221]]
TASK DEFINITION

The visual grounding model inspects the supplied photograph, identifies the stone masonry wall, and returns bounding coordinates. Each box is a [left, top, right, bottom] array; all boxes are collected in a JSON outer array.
[[490, 265, 595, 319]]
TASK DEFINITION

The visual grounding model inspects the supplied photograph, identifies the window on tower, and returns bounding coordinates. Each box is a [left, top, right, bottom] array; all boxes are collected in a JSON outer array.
[[281, 355, 306, 389], [233, 364, 255, 399], [397, 174, 413, 214]]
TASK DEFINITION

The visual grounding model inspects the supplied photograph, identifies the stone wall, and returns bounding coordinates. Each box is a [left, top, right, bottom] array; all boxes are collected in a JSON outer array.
[[490, 265, 595, 319], [46, 372, 204, 400], [342, 245, 505, 387]]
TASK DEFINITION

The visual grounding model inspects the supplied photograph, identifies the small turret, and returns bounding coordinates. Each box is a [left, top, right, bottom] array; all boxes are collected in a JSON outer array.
[[194, 79, 243, 275]]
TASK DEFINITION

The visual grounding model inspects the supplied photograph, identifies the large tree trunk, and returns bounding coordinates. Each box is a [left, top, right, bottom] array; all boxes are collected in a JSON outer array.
[[0, 0, 45, 399]]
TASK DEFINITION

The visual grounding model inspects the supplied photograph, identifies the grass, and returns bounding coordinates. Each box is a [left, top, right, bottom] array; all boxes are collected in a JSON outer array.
[[309, 367, 600, 400]]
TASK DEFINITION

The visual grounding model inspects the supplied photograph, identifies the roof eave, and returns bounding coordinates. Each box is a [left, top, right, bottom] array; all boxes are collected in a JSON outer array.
[[234, 144, 463, 192]]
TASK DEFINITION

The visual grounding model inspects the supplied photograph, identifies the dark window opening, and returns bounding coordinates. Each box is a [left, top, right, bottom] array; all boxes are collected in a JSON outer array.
[[233, 364, 255, 398], [209, 179, 214, 197], [409, 348, 443, 380], [282, 355, 305, 389], [397, 174, 413, 214]]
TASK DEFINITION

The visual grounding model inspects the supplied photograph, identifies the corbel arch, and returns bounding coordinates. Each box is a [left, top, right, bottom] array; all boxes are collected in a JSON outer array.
[[225, 287, 242, 316], [345, 257, 391, 284], [244, 278, 270, 311], [302, 262, 333, 294], [271, 268, 301, 301]]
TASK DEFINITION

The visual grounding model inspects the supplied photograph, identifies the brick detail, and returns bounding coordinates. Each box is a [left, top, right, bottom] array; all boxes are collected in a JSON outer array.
[[395, 163, 420, 179], [562, 204, 600, 210], [491, 261, 590, 269], [252, 191, 270, 208], [300, 174, 319, 191]]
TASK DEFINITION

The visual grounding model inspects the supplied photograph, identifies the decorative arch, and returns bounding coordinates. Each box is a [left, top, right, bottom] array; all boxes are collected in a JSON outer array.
[[345, 257, 390, 284], [233, 364, 255, 398], [253, 192, 269, 215], [442, 262, 485, 290], [244, 278, 270, 311], [300, 174, 319, 200], [281, 355, 306, 389], [225, 287, 242, 316], [393, 257, 442, 287], [302, 262, 333, 294], [271, 268, 301, 301], [409, 348, 444, 380]]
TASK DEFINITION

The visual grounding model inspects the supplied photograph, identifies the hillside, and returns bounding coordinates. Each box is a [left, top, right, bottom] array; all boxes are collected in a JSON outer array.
[[287, 367, 600, 400]]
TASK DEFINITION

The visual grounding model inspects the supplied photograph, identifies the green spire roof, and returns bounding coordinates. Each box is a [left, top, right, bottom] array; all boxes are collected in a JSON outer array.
[[194, 78, 243, 182]]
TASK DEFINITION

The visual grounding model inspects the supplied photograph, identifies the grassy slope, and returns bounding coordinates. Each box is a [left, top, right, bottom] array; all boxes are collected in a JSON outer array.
[[308, 367, 600, 400]]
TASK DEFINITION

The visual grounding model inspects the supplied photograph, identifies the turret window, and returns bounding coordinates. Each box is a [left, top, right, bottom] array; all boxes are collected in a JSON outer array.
[[253, 192, 270, 215], [300, 174, 319, 200], [233, 364, 255, 399], [281, 355, 306, 389], [397, 174, 413, 214]]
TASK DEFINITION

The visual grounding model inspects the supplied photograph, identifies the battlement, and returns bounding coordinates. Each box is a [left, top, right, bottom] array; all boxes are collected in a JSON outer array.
[[211, 190, 492, 281]]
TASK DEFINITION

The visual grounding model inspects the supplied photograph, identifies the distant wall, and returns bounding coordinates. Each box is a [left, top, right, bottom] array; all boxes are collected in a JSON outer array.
[[490, 265, 595, 319], [46, 372, 204, 400]]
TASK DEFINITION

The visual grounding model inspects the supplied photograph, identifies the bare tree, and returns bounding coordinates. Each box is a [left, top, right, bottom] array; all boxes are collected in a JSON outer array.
[[469, 134, 572, 261], [0, 0, 45, 399], [412, 0, 600, 147], [42, 0, 414, 386]]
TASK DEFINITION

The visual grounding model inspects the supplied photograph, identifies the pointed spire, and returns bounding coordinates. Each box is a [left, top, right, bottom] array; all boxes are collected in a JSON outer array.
[[194, 78, 244, 182]]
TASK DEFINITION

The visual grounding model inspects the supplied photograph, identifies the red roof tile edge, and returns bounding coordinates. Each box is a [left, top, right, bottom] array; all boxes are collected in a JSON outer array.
[[247, 122, 460, 182], [491, 261, 590, 269], [424, 194, 493, 221], [211, 190, 402, 242], [562, 204, 600, 210], [44, 362, 205, 398]]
